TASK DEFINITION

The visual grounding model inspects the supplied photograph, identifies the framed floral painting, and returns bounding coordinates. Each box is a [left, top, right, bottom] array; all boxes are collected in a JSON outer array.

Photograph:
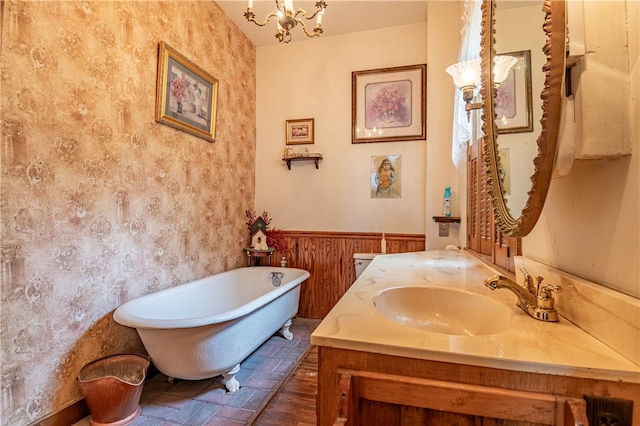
[[495, 50, 533, 134], [352, 64, 426, 144], [155, 42, 219, 142]]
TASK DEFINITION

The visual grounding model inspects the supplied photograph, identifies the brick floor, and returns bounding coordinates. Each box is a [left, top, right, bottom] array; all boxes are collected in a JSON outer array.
[[72, 317, 320, 426]]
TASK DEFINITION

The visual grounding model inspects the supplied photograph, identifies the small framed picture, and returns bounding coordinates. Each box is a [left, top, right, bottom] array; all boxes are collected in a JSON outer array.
[[371, 155, 402, 198], [286, 118, 314, 145]]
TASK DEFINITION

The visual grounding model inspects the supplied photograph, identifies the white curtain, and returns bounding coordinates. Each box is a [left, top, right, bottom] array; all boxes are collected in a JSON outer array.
[[451, 0, 482, 168]]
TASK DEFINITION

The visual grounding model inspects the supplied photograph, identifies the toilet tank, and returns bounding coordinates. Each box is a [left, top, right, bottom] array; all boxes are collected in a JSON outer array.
[[353, 253, 380, 279]]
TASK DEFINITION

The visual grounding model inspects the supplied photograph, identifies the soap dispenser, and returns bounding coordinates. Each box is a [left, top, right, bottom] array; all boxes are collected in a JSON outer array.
[[443, 186, 452, 217]]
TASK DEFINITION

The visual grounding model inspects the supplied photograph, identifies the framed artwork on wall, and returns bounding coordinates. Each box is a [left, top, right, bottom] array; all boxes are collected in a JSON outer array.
[[155, 42, 219, 143], [495, 50, 533, 134], [286, 118, 314, 145], [371, 155, 401, 198], [352, 64, 426, 144]]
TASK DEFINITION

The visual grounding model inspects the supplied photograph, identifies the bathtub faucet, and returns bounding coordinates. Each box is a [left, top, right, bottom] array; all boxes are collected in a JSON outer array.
[[483, 270, 561, 322], [270, 272, 283, 287]]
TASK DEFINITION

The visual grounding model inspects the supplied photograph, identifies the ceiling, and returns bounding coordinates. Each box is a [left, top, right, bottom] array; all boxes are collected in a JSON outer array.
[[216, 1, 429, 47]]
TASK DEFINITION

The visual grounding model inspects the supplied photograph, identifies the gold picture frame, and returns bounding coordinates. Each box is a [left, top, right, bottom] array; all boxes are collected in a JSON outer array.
[[495, 50, 533, 134], [352, 64, 426, 144], [155, 42, 219, 143], [286, 118, 314, 145]]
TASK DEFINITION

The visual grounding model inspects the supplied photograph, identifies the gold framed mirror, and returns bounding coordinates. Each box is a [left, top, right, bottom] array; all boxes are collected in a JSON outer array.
[[480, 0, 566, 237]]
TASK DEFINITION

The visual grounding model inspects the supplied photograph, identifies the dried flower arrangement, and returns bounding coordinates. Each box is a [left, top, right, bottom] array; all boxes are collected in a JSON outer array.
[[245, 210, 288, 253]]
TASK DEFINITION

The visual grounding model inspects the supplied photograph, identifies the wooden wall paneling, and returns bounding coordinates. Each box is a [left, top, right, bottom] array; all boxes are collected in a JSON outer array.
[[266, 231, 425, 319], [294, 235, 320, 318], [319, 237, 337, 315]]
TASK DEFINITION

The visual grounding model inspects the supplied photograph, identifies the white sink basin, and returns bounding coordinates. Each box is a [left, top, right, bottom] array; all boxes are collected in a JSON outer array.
[[371, 286, 514, 336]]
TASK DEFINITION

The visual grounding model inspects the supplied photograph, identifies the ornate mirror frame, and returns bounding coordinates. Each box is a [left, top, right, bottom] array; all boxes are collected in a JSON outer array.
[[480, 0, 566, 237]]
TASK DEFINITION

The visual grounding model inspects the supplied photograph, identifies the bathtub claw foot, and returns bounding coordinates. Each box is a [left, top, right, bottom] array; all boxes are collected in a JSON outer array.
[[223, 364, 241, 393], [281, 318, 293, 340], [167, 376, 175, 384]]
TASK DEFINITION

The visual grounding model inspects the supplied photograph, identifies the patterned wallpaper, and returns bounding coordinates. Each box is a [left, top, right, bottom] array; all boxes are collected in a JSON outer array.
[[0, 1, 256, 424]]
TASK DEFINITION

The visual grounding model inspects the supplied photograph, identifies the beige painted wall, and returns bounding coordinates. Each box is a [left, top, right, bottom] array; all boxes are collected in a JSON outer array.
[[0, 1, 256, 424], [523, 0, 640, 298], [425, 1, 465, 249], [254, 3, 462, 249], [255, 23, 428, 235]]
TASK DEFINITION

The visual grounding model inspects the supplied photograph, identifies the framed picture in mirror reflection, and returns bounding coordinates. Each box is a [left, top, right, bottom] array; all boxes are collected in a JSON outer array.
[[495, 50, 533, 134]]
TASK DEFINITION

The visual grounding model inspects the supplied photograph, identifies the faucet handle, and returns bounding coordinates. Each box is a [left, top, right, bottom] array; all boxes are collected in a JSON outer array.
[[521, 268, 536, 294], [537, 283, 562, 300]]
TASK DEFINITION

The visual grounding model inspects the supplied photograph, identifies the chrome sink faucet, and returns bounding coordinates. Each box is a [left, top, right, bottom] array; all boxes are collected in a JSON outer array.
[[484, 268, 562, 322]]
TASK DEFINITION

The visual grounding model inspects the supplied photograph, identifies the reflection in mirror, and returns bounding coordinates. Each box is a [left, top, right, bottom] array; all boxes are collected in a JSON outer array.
[[494, 2, 544, 221], [481, 0, 566, 237]]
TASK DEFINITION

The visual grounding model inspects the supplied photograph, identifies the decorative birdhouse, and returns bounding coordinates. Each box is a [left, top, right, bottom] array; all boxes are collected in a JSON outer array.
[[250, 216, 270, 251]]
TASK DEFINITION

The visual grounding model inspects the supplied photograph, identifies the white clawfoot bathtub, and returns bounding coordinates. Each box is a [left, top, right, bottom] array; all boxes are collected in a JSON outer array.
[[113, 266, 310, 392]]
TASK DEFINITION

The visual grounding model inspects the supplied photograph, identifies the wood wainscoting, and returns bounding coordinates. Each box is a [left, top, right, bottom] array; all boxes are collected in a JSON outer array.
[[263, 231, 425, 319]]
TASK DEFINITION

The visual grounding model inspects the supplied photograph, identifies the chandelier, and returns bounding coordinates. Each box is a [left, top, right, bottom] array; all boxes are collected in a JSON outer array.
[[244, 0, 328, 43]]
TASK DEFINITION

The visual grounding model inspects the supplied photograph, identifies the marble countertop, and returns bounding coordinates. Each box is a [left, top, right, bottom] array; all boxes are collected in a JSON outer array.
[[310, 250, 640, 383]]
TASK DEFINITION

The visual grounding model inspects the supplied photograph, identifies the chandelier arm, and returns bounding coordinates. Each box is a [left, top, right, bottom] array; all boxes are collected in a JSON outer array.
[[294, 8, 320, 21], [244, 10, 280, 27], [293, 0, 326, 21], [298, 20, 322, 38]]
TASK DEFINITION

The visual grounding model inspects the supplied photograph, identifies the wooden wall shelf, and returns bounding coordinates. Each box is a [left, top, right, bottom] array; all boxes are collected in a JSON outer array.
[[283, 154, 323, 170], [433, 216, 461, 223]]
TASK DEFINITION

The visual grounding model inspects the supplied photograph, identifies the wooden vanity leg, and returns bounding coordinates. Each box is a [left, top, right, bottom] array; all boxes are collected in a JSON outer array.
[[564, 398, 588, 426], [334, 373, 353, 425]]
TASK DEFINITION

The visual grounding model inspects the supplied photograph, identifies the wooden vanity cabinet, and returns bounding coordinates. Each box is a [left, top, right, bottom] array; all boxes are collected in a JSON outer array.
[[317, 346, 640, 426]]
